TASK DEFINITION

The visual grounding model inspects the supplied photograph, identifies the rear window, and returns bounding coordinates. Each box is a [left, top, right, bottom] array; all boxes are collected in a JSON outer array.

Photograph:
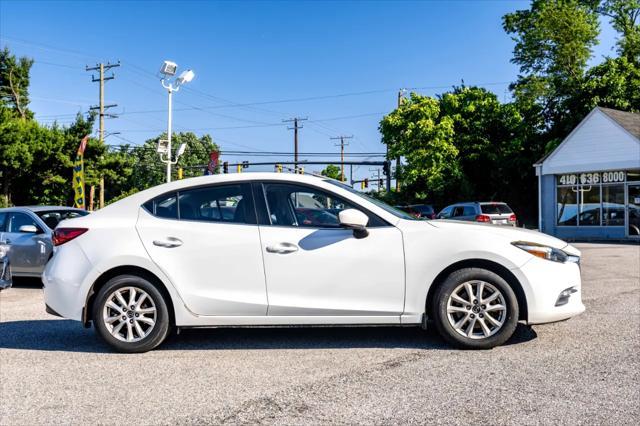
[[481, 203, 513, 214], [414, 205, 434, 214], [36, 210, 89, 230]]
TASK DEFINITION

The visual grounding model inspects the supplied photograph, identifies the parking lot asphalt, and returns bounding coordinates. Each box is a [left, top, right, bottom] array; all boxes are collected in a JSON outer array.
[[1, 243, 639, 425]]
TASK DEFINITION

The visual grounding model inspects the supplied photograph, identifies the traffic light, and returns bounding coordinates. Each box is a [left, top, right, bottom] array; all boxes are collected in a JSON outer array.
[[275, 164, 283, 173], [379, 179, 383, 187], [360, 181, 365, 190], [242, 161, 249, 169], [383, 160, 390, 176], [364, 178, 369, 188], [223, 161, 229, 174], [298, 167, 304, 175], [237, 164, 242, 173], [177, 168, 183, 179]]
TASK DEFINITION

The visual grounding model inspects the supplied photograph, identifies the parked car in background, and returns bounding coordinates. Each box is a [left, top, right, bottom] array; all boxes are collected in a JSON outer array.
[[437, 202, 517, 226], [0, 206, 89, 277], [43, 173, 584, 353], [397, 204, 436, 219], [0, 243, 11, 290]]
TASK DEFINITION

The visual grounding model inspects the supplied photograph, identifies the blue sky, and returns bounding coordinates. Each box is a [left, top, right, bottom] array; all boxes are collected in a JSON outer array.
[[0, 0, 618, 179]]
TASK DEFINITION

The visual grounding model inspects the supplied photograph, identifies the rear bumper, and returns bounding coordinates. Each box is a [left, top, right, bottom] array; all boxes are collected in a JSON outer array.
[[42, 241, 93, 321], [515, 256, 585, 324]]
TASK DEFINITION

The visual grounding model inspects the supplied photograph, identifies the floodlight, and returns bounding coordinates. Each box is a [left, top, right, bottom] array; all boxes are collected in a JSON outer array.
[[176, 143, 187, 157], [157, 139, 169, 153], [176, 69, 195, 85], [160, 61, 178, 77]]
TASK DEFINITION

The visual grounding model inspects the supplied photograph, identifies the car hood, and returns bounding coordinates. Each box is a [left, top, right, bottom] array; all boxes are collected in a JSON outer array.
[[428, 220, 580, 256]]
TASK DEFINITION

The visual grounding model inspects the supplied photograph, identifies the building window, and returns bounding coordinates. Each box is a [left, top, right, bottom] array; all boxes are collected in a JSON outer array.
[[557, 186, 578, 226], [579, 185, 601, 226], [556, 171, 633, 227], [602, 185, 625, 226]]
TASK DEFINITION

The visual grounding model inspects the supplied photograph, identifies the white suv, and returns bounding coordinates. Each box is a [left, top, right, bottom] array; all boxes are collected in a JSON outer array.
[[43, 173, 584, 352]]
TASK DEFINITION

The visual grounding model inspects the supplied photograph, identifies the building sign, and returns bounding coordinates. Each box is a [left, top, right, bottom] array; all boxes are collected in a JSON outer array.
[[558, 171, 626, 186]]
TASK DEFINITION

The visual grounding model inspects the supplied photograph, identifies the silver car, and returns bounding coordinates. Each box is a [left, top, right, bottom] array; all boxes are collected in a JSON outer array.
[[436, 202, 517, 226], [0, 206, 89, 277], [0, 243, 10, 290]]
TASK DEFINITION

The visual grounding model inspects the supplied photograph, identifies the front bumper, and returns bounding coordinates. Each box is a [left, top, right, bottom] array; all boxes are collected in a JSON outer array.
[[0, 249, 11, 290], [516, 256, 585, 324]]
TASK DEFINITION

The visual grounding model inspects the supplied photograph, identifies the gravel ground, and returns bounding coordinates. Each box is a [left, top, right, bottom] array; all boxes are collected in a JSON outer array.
[[1, 243, 638, 425]]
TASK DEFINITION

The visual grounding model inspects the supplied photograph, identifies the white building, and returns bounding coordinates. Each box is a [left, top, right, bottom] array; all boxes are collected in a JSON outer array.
[[534, 107, 640, 240]]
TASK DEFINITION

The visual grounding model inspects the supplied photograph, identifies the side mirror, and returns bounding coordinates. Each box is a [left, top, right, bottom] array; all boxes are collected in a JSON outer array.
[[19, 225, 38, 233], [338, 209, 369, 239]]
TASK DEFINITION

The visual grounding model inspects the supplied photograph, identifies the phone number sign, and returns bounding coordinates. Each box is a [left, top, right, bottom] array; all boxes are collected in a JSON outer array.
[[558, 171, 626, 185]]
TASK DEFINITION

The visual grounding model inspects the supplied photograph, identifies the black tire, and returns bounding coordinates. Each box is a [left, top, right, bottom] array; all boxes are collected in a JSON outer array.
[[431, 268, 518, 349], [92, 274, 171, 353]]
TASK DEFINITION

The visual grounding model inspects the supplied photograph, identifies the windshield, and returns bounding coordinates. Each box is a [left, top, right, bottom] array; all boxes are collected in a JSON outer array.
[[36, 210, 89, 229], [325, 180, 418, 220]]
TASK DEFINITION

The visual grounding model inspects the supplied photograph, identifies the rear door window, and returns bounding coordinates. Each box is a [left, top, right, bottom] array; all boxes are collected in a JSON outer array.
[[0, 213, 6, 232], [452, 206, 465, 217], [481, 204, 513, 214], [178, 184, 254, 224], [463, 206, 476, 216]]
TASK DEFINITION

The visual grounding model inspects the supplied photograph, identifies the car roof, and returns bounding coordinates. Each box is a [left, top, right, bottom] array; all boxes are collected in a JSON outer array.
[[0, 206, 84, 213]]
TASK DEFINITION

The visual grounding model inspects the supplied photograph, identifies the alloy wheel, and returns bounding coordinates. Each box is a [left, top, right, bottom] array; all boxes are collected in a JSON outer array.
[[446, 280, 507, 339], [102, 286, 157, 342]]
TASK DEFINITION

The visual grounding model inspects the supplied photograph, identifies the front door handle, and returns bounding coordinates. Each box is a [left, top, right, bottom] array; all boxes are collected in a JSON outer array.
[[153, 237, 183, 248], [266, 242, 298, 254]]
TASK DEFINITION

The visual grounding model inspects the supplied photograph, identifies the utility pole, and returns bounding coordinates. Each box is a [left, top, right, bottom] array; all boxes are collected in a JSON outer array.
[[86, 61, 120, 143], [395, 88, 405, 192], [86, 61, 119, 210], [330, 135, 353, 182], [283, 117, 308, 172]]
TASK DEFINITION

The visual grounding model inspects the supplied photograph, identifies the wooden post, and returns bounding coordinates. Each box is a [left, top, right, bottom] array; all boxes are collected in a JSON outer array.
[[99, 177, 105, 209], [89, 185, 95, 211]]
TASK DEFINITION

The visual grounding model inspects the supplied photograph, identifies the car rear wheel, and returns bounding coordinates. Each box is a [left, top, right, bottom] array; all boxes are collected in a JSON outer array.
[[92, 275, 171, 353], [432, 268, 518, 349]]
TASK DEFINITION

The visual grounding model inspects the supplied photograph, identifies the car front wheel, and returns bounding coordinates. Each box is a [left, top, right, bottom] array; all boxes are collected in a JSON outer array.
[[92, 274, 171, 353], [432, 268, 519, 349]]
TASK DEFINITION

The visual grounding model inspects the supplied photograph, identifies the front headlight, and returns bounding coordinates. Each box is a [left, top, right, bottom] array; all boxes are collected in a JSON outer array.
[[511, 241, 579, 263]]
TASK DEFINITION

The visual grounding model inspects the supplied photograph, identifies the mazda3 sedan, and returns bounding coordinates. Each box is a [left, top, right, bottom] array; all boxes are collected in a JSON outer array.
[[43, 173, 584, 352]]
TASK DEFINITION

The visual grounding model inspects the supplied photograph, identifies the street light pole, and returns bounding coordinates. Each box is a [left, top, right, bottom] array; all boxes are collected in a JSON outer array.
[[159, 61, 194, 183], [165, 85, 173, 183]]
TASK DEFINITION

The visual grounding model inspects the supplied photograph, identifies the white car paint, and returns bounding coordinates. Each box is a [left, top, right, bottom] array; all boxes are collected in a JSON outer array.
[[43, 172, 585, 330]]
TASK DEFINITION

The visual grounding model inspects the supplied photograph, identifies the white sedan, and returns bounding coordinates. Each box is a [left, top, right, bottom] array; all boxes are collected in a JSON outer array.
[[43, 173, 584, 352]]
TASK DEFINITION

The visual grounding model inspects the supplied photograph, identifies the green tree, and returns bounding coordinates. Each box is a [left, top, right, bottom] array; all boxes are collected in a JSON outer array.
[[379, 93, 460, 202], [600, 0, 640, 62], [503, 0, 601, 143], [129, 132, 219, 191], [320, 164, 342, 180], [438, 86, 527, 204], [0, 47, 33, 119]]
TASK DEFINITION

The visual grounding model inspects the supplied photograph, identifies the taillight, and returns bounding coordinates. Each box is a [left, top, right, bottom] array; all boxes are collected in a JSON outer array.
[[475, 214, 491, 223], [53, 228, 88, 246], [509, 214, 517, 222]]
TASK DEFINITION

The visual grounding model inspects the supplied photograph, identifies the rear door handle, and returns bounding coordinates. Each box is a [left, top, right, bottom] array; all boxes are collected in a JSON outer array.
[[153, 237, 183, 248], [266, 242, 298, 254]]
